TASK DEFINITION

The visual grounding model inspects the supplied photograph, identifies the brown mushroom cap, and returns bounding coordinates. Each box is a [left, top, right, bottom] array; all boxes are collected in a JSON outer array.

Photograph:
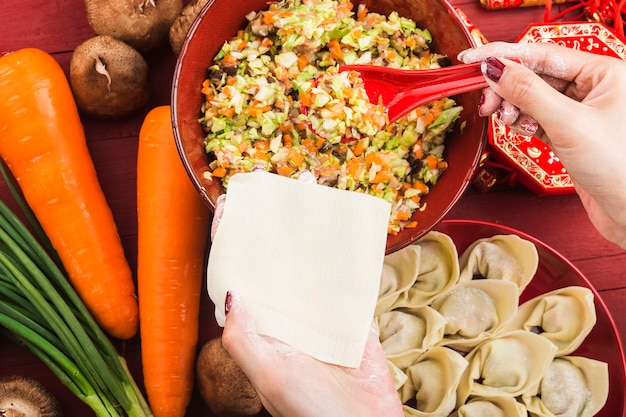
[[84, 0, 183, 53], [169, 0, 210, 56], [69, 35, 150, 120], [0, 375, 63, 417], [196, 337, 263, 417]]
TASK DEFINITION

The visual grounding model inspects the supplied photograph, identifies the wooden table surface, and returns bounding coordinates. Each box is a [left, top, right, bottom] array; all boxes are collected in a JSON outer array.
[[1, 0, 625, 416]]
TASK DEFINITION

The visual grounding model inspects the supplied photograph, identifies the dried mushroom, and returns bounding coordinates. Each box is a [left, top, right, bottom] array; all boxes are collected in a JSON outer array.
[[0, 375, 63, 417], [69, 36, 150, 120], [196, 337, 262, 417]]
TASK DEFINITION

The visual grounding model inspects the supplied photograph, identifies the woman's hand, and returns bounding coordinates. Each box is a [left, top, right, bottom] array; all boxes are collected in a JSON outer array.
[[221, 291, 404, 417], [459, 42, 626, 248]]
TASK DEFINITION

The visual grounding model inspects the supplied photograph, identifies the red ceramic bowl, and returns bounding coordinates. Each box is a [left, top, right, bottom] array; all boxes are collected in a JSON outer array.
[[172, 0, 487, 253], [435, 219, 626, 417]]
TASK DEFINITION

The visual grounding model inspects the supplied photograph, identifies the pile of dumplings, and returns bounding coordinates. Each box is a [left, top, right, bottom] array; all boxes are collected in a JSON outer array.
[[376, 231, 609, 417]]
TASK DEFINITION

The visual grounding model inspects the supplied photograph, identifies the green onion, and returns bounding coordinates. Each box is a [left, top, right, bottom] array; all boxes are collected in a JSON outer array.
[[0, 163, 153, 417]]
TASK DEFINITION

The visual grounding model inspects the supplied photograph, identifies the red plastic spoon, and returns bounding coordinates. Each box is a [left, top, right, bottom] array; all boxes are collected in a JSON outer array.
[[338, 62, 487, 124]]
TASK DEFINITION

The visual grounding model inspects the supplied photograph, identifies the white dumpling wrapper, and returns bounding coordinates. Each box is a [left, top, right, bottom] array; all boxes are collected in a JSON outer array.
[[376, 245, 421, 316], [456, 330, 557, 406], [376, 306, 447, 369], [501, 286, 597, 356], [401, 346, 469, 417], [207, 171, 390, 368], [522, 356, 609, 417], [431, 279, 519, 351], [390, 231, 460, 309], [458, 234, 538, 293], [451, 396, 527, 417]]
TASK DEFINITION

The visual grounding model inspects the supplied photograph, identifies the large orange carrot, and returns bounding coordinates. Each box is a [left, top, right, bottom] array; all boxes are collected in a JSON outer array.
[[0, 48, 138, 340], [137, 105, 211, 417]]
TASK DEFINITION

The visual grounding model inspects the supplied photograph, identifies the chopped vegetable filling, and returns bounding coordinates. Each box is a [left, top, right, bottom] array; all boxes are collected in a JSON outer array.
[[199, 0, 463, 234], [305, 68, 388, 143]]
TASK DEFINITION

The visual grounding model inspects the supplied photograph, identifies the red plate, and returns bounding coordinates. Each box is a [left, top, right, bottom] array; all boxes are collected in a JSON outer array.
[[488, 22, 626, 195], [435, 219, 626, 417]]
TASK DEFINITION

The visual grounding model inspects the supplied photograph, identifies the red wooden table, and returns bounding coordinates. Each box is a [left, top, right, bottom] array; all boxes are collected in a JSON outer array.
[[1, 0, 625, 416]]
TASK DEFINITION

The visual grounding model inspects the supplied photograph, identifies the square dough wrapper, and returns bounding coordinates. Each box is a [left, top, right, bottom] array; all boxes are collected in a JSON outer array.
[[207, 171, 391, 368]]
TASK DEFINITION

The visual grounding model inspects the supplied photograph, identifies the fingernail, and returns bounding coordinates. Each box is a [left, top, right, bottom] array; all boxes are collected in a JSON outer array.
[[497, 103, 520, 125], [495, 104, 503, 120], [477, 93, 486, 117], [481, 57, 506, 82], [519, 116, 539, 136], [225, 291, 233, 316]]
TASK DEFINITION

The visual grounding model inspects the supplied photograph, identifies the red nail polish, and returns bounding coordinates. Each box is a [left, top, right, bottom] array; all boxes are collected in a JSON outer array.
[[225, 291, 232, 316], [477, 93, 485, 116], [482, 57, 506, 82], [495, 104, 504, 120], [519, 117, 539, 136]]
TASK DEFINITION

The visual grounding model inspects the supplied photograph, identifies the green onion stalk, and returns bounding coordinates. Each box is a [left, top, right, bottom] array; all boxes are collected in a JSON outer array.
[[0, 164, 153, 417]]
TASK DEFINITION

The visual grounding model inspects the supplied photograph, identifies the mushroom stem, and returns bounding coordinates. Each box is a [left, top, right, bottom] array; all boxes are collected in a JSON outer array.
[[94, 56, 112, 92]]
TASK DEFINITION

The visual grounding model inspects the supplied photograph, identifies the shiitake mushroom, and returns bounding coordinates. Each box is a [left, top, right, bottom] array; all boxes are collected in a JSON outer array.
[[84, 0, 183, 53], [69, 35, 150, 120], [196, 337, 263, 417], [168, 0, 209, 56], [0, 375, 63, 417]]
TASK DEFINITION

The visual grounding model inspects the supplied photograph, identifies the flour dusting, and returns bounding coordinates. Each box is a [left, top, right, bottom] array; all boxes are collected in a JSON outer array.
[[459, 42, 574, 80]]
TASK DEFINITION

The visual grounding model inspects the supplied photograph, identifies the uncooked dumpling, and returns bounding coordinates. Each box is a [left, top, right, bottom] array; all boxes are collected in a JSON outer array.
[[458, 234, 538, 293], [400, 346, 468, 417], [456, 330, 557, 407], [378, 309, 427, 356], [500, 286, 596, 356], [451, 396, 527, 417], [387, 359, 408, 390], [431, 279, 519, 351], [390, 231, 460, 309], [375, 231, 608, 417], [522, 356, 609, 417], [377, 245, 421, 315], [377, 306, 447, 369]]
